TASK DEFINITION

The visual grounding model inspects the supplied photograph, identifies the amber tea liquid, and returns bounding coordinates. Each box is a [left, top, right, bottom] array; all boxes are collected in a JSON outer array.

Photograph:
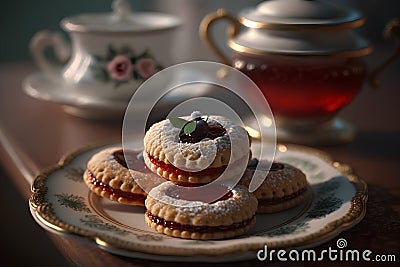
[[233, 54, 366, 119]]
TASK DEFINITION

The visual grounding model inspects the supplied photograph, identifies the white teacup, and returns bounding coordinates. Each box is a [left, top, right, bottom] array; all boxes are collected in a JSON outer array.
[[30, 0, 181, 103]]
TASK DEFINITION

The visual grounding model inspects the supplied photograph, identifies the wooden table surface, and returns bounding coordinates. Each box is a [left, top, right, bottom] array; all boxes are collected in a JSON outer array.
[[0, 45, 399, 266]]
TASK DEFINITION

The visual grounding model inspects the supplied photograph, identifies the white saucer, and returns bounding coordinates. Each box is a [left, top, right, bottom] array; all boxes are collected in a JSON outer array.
[[22, 72, 130, 119], [22, 72, 213, 120]]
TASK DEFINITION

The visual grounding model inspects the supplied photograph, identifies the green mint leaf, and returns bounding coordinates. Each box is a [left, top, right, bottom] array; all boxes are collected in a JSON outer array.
[[169, 118, 189, 129], [184, 121, 196, 135]]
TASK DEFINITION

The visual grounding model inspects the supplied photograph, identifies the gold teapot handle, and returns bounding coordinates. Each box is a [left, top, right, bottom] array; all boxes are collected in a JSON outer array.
[[369, 18, 400, 88], [199, 9, 241, 65]]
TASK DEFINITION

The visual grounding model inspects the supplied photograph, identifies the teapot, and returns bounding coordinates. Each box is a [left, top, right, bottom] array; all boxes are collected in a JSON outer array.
[[200, 0, 399, 145], [29, 0, 181, 105]]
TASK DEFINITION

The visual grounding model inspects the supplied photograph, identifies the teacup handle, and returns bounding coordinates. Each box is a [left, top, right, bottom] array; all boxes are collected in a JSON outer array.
[[369, 18, 400, 88], [200, 9, 241, 65], [29, 30, 71, 77]]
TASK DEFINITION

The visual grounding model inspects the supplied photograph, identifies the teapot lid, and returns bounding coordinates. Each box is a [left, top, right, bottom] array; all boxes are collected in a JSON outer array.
[[229, 0, 371, 57], [61, 0, 181, 33], [239, 0, 364, 30]]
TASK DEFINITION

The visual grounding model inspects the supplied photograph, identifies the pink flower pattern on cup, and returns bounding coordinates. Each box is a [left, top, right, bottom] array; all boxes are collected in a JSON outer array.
[[92, 45, 162, 88], [136, 58, 156, 79], [106, 55, 133, 81]]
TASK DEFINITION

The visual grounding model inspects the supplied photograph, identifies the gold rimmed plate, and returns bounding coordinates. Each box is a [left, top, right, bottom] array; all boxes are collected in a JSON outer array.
[[29, 142, 367, 262]]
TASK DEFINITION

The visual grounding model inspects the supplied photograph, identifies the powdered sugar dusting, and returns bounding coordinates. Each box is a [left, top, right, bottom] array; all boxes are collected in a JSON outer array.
[[86, 147, 148, 195], [157, 115, 249, 171], [240, 162, 308, 198], [191, 111, 202, 119], [147, 182, 257, 225]]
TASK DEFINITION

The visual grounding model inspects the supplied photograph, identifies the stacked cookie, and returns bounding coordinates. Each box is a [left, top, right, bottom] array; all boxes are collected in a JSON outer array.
[[142, 113, 257, 239], [83, 112, 309, 240]]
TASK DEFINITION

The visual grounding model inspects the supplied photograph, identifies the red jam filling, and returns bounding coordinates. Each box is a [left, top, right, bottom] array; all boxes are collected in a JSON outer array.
[[247, 161, 284, 171], [179, 119, 226, 143], [173, 181, 206, 187], [113, 150, 148, 172], [270, 162, 284, 171], [211, 190, 233, 203], [146, 210, 254, 233], [258, 187, 308, 205], [148, 154, 226, 176], [166, 184, 234, 203], [86, 170, 145, 202]]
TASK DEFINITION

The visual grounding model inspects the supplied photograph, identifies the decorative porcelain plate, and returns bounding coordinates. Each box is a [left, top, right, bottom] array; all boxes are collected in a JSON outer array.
[[29, 142, 367, 262]]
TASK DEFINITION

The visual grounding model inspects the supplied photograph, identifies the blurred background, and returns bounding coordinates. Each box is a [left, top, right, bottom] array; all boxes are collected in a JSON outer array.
[[0, 0, 398, 63]]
